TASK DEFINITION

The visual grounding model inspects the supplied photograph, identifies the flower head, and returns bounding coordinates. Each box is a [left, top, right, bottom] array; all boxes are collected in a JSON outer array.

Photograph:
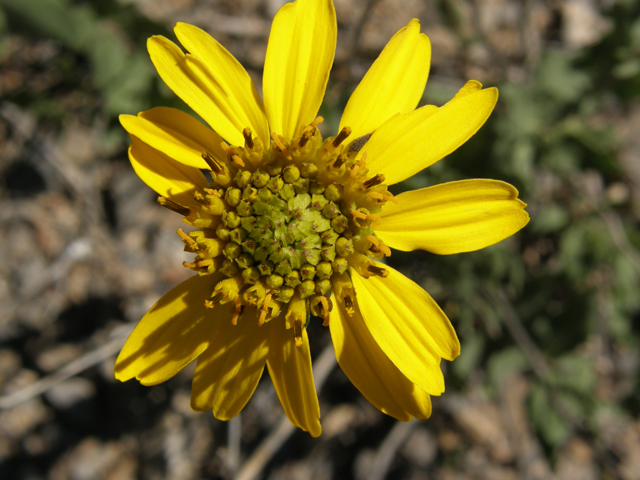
[[116, 0, 529, 437]]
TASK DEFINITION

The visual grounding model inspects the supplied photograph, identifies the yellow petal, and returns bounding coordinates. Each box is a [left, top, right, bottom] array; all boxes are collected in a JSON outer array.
[[148, 28, 268, 147], [263, 0, 336, 138], [115, 274, 225, 386], [377, 179, 529, 254], [190, 307, 270, 420], [339, 19, 431, 140], [350, 265, 460, 395], [128, 135, 208, 208], [120, 107, 227, 169], [267, 324, 321, 437], [329, 293, 432, 421], [363, 82, 498, 185]]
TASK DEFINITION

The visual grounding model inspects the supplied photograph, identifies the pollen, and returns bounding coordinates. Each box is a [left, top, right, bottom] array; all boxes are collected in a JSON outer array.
[[164, 118, 394, 344]]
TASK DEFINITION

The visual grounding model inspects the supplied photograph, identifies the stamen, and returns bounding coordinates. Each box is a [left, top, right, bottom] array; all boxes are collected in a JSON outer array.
[[193, 191, 211, 206], [204, 299, 215, 309], [333, 154, 348, 168], [231, 155, 245, 168], [385, 195, 398, 204], [211, 292, 224, 304], [298, 131, 312, 148], [332, 127, 352, 147], [157, 197, 191, 216], [202, 152, 223, 174], [351, 209, 367, 220], [366, 235, 380, 247], [363, 174, 385, 189], [271, 132, 292, 160], [366, 214, 382, 222], [343, 295, 355, 316], [177, 228, 196, 245], [319, 296, 330, 326], [348, 133, 372, 153], [367, 265, 389, 277], [231, 297, 243, 325], [258, 293, 272, 326], [367, 192, 384, 201], [243, 128, 254, 149], [293, 319, 303, 346], [350, 152, 367, 179], [310, 117, 324, 128]]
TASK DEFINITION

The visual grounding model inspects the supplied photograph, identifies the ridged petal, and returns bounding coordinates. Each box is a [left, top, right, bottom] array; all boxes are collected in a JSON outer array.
[[377, 179, 529, 254], [267, 324, 321, 437], [330, 292, 432, 421], [350, 265, 460, 395], [263, 0, 336, 138], [128, 135, 208, 208], [115, 274, 225, 386], [339, 19, 431, 140], [363, 81, 498, 185], [148, 27, 268, 147], [190, 308, 270, 420], [120, 107, 227, 169]]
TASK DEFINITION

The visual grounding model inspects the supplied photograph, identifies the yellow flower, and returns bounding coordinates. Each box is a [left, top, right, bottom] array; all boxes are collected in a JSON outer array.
[[115, 0, 529, 437]]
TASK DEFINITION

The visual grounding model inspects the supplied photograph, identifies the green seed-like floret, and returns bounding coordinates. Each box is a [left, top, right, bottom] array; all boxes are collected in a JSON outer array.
[[224, 211, 241, 229], [276, 286, 295, 303], [242, 266, 261, 284], [285, 270, 301, 287], [266, 274, 284, 289], [237, 200, 253, 216], [309, 182, 325, 195], [315, 279, 331, 295], [300, 264, 316, 280], [300, 163, 318, 178], [236, 253, 254, 269], [234, 170, 252, 188], [252, 169, 270, 188], [283, 165, 300, 183], [225, 242, 242, 259], [220, 259, 240, 276], [324, 184, 342, 201], [298, 280, 315, 298], [230, 227, 247, 244], [331, 215, 348, 234], [216, 225, 231, 241], [336, 237, 354, 257], [257, 260, 274, 276], [333, 257, 348, 274], [316, 261, 332, 279], [225, 188, 242, 206]]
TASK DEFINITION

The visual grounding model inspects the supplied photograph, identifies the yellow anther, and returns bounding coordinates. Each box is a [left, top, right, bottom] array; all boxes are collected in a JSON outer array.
[[366, 214, 382, 222], [271, 132, 292, 160], [367, 192, 384, 201], [350, 152, 367, 178], [351, 209, 367, 220], [231, 154, 245, 168], [310, 116, 324, 128], [177, 228, 196, 245], [385, 195, 398, 204], [366, 235, 380, 247]]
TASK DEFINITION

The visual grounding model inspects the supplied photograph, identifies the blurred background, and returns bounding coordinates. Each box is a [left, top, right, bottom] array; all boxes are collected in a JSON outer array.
[[1, 0, 640, 479]]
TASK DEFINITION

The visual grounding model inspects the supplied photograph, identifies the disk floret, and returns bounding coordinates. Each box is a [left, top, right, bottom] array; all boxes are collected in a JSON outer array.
[[158, 118, 394, 344]]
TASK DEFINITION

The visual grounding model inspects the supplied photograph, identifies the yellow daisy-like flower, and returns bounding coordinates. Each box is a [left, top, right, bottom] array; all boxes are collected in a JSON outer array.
[[116, 0, 529, 437]]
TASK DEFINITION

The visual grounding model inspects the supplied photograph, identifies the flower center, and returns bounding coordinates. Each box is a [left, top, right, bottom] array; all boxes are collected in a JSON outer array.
[[158, 118, 396, 344]]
